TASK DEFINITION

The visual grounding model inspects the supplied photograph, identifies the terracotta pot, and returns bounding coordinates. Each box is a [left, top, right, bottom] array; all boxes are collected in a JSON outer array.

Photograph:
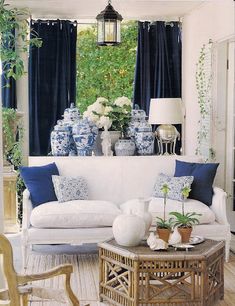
[[157, 228, 171, 243], [178, 227, 192, 243]]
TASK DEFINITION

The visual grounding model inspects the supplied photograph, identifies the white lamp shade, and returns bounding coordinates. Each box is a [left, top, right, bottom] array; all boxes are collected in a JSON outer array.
[[148, 98, 183, 124]]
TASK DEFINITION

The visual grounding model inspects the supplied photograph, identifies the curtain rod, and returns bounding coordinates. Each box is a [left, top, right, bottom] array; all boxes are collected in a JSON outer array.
[[31, 19, 78, 26]]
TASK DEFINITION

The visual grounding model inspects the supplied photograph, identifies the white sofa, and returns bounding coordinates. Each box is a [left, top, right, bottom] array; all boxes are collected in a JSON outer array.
[[22, 155, 231, 266]]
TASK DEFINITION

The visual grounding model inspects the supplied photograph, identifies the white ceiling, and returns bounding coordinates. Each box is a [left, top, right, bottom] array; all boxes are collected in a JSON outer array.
[[6, 0, 206, 20]]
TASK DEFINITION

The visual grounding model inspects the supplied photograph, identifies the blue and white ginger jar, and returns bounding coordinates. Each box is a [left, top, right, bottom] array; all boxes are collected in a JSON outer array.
[[72, 117, 98, 156], [63, 103, 80, 123], [62, 122, 77, 156], [51, 120, 70, 156], [126, 109, 147, 139], [62, 103, 82, 155], [135, 122, 154, 155]]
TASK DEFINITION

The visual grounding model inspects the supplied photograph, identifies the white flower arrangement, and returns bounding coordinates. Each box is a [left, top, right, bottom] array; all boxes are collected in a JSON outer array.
[[83, 96, 132, 133]]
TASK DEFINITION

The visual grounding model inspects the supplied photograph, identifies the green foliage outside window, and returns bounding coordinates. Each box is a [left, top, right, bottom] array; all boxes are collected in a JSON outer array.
[[76, 21, 137, 113]]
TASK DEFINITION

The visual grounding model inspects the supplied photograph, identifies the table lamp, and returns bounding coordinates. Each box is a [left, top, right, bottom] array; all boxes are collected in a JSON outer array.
[[148, 98, 183, 155]]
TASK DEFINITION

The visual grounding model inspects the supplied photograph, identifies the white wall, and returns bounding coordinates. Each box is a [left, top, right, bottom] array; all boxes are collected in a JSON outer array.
[[16, 51, 29, 165], [182, 0, 234, 157]]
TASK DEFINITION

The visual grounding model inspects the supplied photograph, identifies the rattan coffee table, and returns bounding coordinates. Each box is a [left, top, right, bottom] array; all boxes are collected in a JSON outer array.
[[98, 239, 224, 306]]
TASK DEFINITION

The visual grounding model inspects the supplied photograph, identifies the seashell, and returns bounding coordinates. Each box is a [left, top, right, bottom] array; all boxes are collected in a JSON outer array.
[[147, 232, 156, 247], [147, 233, 168, 250], [168, 227, 182, 245]]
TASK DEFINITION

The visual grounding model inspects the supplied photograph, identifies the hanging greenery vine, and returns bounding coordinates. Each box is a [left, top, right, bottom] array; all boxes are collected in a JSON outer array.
[[0, 0, 42, 222], [0, 0, 42, 80], [195, 43, 215, 160]]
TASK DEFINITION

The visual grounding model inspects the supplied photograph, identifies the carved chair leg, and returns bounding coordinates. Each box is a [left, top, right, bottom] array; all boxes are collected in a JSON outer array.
[[65, 274, 80, 306], [21, 294, 28, 306]]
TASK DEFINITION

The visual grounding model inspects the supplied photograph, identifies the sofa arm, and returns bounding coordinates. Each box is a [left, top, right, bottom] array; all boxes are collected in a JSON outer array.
[[210, 187, 229, 225], [22, 189, 33, 230]]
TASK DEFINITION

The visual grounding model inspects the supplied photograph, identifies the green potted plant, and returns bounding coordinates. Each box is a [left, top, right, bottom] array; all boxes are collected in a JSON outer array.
[[170, 185, 201, 243], [2, 107, 25, 222], [156, 183, 174, 242], [2, 108, 23, 168]]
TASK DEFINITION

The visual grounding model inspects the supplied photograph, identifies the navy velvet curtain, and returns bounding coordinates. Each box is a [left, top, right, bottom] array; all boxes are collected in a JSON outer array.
[[1, 27, 17, 108], [29, 20, 77, 156], [133, 21, 182, 153], [133, 21, 182, 113]]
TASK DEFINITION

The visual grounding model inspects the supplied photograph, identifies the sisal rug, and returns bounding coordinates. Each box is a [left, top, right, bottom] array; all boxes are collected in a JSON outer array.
[[26, 253, 109, 306]]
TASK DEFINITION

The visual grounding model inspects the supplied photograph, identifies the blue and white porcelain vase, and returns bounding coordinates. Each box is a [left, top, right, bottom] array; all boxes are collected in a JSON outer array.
[[62, 103, 82, 155], [62, 122, 77, 156], [51, 120, 70, 156], [115, 138, 135, 156], [135, 122, 154, 155], [72, 117, 98, 156], [63, 103, 80, 123], [126, 109, 147, 140]]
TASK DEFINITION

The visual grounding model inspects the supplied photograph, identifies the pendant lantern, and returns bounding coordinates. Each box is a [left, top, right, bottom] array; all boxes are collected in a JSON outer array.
[[96, 0, 123, 46]]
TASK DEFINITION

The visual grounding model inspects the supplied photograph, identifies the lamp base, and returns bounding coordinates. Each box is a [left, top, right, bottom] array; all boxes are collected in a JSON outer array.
[[155, 124, 180, 155]]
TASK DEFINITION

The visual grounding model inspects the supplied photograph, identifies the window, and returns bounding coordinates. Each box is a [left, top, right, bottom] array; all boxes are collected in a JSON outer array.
[[76, 21, 137, 113]]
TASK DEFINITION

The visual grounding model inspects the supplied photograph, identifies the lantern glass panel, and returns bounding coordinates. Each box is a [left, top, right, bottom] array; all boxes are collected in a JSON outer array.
[[117, 20, 121, 43], [105, 20, 116, 42], [97, 20, 104, 43]]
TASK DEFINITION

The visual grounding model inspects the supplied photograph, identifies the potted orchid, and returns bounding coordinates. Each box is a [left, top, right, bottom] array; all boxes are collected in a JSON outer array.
[[156, 183, 174, 242], [170, 185, 201, 243]]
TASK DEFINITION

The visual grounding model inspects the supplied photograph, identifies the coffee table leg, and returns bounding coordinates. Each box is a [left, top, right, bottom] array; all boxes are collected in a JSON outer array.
[[99, 248, 104, 302], [133, 261, 139, 306]]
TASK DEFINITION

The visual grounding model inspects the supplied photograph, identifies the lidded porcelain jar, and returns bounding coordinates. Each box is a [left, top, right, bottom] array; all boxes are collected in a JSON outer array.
[[126, 109, 147, 139], [112, 211, 146, 247], [63, 103, 80, 123], [62, 103, 81, 155], [50, 120, 70, 156], [114, 138, 135, 156], [72, 117, 98, 156], [135, 122, 154, 155]]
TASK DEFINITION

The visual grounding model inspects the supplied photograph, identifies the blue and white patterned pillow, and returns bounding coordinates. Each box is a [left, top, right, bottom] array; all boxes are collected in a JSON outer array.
[[152, 173, 194, 202], [52, 175, 89, 203]]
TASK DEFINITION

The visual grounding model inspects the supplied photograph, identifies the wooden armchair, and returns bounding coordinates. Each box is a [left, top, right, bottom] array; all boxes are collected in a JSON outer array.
[[0, 234, 84, 306]]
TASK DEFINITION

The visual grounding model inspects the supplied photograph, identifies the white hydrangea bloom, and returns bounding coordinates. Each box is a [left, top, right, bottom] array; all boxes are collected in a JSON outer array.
[[83, 110, 99, 123], [96, 97, 108, 105], [97, 115, 112, 129], [114, 96, 132, 107], [104, 106, 113, 115], [90, 113, 100, 123], [92, 101, 105, 115], [87, 104, 95, 112], [83, 110, 90, 118]]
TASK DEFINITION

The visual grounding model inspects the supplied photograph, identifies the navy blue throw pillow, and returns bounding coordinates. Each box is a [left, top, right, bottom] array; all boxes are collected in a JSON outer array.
[[174, 160, 219, 206], [20, 162, 59, 208]]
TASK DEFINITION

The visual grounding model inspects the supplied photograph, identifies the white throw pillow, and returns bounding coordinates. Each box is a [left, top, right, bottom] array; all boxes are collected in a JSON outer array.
[[121, 198, 215, 225], [30, 200, 121, 228], [152, 173, 194, 202], [52, 175, 88, 203]]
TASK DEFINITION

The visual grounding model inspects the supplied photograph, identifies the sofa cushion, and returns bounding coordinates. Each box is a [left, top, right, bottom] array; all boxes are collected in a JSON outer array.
[[20, 162, 59, 207], [52, 175, 88, 203], [120, 198, 215, 225], [174, 160, 219, 206], [30, 200, 121, 228], [152, 173, 194, 201]]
